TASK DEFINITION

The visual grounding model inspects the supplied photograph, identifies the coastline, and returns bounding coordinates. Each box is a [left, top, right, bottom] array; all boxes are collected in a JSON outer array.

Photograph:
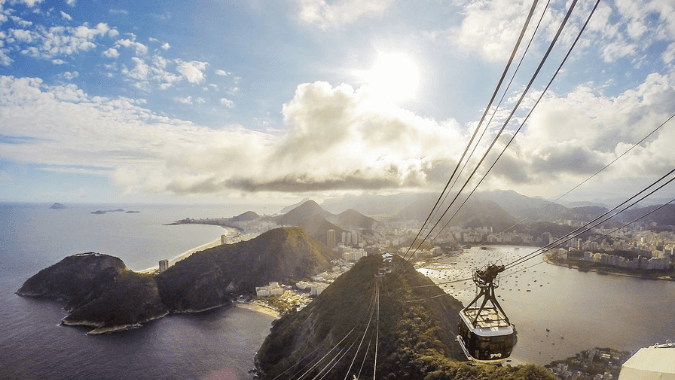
[[234, 302, 280, 319], [543, 255, 675, 281], [137, 227, 238, 274]]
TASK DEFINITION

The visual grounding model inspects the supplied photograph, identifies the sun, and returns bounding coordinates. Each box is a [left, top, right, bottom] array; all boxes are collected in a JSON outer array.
[[364, 53, 420, 102]]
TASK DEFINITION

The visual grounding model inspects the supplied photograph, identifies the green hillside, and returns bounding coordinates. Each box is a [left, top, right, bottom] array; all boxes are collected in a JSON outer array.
[[257, 255, 555, 380], [16, 253, 167, 333], [157, 226, 339, 312]]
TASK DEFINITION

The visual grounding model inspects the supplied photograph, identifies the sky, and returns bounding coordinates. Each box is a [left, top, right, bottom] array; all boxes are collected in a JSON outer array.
[[1, 0, 675, 206]]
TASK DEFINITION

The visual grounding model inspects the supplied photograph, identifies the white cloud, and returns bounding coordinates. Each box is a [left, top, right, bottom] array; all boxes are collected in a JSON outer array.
[[62, 71, 78, 80], [0, 50, 13, 66], [115, 38, 148, 56], [3, 71, 673, 197], [175, 96, 193, 104], [13, 0, 44, 7], [195, 97, 206, 104], [5, 22, 114, 60], [176, 60, 208, 84], [52, 59, 66, 64], [215, 69, 230, 76], [11, 29, 37, 43], [446, 0, 675, 65], [149, 37, 159, 43], [161, 42, 170, 50], [60, 11, 72, 20], [102, 48, 119, 58], [296, 0, 393, 27], [480, 72, 675, 195], [121, 57, 149, 81], [109, 9, 128, 15], [66, 0, 77, 6], [449, 0, 553, 62], [220, 98, 234, 108], [11, 16, 32, 27]]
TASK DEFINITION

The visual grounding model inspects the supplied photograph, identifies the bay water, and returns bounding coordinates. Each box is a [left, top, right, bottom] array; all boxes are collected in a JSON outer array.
[[419, 245, 675, 365], [3, 204, 674, 378]]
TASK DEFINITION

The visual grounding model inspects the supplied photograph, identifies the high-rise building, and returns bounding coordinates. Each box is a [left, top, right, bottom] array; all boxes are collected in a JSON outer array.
[[159, 259, 169, 273], [327, 229, 336, 248]]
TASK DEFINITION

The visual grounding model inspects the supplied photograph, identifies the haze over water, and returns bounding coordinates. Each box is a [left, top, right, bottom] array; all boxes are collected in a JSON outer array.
[[0, 203, 276, 380], [3, 203, 675, 378]]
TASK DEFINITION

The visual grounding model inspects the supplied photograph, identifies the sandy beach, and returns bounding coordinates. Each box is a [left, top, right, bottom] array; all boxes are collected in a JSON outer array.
[[137, 227, 239, 273], [234, 302, 281, 319]]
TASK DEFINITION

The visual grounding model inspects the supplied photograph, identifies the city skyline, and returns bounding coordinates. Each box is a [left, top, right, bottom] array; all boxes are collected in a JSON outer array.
[[1, 0, 674, 206]]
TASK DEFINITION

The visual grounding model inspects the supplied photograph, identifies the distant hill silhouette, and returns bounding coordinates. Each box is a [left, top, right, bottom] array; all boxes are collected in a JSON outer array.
[[617, 204, 675, 226], [476, 190, 568, 222], [321, 192, 438, 216], [157, 227, 338, 312], [336, 208, 378, 229], [279, 197, 311, 214], [394, 195, 517, 231], [272, 200, 342, 243], [270, 200, 378, 243], [564, 206, 608, 222], [230, 211, 260, 222]]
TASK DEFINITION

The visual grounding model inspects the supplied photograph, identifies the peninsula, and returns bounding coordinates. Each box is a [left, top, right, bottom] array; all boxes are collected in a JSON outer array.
[[17, 227, 338, 334]]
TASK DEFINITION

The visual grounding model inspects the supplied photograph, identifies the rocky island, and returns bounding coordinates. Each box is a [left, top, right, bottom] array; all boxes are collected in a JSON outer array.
[[49, 203, 66, 209], [17, 227, 338, 334]]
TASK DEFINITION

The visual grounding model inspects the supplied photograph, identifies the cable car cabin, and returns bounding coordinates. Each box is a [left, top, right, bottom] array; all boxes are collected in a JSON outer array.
[[456, 264, 517, 362], [457, 305, 517, 361]]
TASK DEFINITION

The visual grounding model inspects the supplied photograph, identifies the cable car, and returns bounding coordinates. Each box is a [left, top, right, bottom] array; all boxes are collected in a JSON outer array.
[[456, 264, 517, 362]]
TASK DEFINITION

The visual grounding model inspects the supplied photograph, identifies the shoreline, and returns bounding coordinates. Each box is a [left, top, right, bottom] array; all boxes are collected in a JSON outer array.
[[234, 302, 281, 319], [543, 255, 675, 281], [137, 227, 239, 274]]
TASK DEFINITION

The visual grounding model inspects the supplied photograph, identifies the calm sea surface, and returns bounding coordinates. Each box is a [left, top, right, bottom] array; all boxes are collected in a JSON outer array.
[[3, 205, 674, 378], [419, 245, 675, 365], [0, 203, 277, 380]]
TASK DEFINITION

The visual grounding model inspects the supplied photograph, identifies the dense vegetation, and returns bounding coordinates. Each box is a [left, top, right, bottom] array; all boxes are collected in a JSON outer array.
[[157, 227, 338, 312], [17, 227, 338, 332], [257, 255, 555, 380], [17, 253, 167, 331]]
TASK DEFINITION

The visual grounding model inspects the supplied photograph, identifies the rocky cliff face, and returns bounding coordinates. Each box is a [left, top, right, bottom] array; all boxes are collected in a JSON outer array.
[[17, 253, 168, 334], [156, 227, 339, 312], [17, 227, 338, 333]]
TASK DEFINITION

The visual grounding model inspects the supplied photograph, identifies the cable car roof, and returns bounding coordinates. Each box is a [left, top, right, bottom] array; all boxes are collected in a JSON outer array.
[[460, 308, 514, 337]]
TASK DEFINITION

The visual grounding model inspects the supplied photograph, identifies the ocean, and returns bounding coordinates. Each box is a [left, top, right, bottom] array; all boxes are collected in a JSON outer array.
[[3, 203, 674, 378], [0, 202, 278, 380]]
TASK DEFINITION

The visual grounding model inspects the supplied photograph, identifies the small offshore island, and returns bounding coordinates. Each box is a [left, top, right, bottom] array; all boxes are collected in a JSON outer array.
[[17, 197, 675, 378]]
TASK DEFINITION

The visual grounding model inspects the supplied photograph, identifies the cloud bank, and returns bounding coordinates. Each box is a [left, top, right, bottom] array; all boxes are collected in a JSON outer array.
[[1, 70, 674, 197]]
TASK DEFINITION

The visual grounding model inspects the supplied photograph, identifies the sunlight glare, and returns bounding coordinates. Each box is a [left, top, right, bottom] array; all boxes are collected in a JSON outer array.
[[366, 53, 420, 102]]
